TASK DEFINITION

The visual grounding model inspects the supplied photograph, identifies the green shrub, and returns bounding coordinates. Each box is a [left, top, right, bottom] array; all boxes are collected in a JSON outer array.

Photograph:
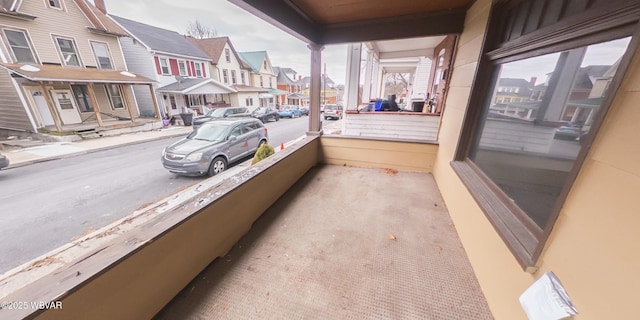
[[252, 143, 275, 165]]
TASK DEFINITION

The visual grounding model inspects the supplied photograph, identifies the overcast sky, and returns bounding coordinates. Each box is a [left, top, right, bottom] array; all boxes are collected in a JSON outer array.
[[99, 0, 348, 85]]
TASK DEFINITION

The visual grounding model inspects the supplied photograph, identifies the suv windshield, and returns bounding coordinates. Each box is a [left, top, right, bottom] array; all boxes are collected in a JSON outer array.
[[325, 105, 338, 110], [253, 107, 267, 115], [206, 108, 227, 117], [187, 123, 229, 142]]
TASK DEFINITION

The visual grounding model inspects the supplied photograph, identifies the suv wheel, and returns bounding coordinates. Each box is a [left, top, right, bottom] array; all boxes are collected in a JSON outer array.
[[208, 157, 227, 176]]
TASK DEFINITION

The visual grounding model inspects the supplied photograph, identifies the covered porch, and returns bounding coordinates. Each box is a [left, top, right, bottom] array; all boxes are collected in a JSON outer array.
[[158, 78, 237, 116]]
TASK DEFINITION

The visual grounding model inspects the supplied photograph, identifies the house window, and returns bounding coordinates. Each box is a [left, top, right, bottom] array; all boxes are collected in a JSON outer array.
[[241, 71, 246, 84], [178, 60, 187, 76], [269, 77, 272, 88], [453, 0, 635, 268], [225, 48, 230, 63], [231, 70, 237, 84], [260, 76, 263, 87], [245, 97, 253, 106], [71, 85, 93, 113], [223, 69, 229, 84], [263, 60, 267, 70], [55, 37, 81, 67], [90, 42, 113, 70], [47, 0, 62, 9], [194, 63, 202, 77], [169, 96, 177, 110], [105, 84, 125, 109], [3, 29, 37, 64], [159, 58, 170, 75]]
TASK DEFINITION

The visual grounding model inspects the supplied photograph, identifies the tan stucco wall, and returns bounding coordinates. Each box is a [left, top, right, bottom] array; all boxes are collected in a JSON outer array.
[[320, 136, 438, 173], [433, 0, 640, 319]]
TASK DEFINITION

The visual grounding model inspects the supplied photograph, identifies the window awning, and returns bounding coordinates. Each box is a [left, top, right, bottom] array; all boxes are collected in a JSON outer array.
[[258, 93, 274, 98], [158, 78, 236, 94], [0, 63, 156, 84], [287, 93, 310, 99]]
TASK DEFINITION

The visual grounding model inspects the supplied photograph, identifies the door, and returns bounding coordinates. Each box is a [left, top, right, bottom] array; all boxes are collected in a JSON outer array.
[[227, 125, 248, 161], [28, 89, 55, 127], [51, 89, 82, 124]]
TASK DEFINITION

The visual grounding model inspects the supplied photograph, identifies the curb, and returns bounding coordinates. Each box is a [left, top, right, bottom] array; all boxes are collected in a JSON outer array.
[[5, 130, 190, 170]]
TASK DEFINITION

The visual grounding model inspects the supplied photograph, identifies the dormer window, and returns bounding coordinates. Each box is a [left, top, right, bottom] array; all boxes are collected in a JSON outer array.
[[263, 60, 267, 70], [225, 48, 230, 63], [48, 0, 63, 9]]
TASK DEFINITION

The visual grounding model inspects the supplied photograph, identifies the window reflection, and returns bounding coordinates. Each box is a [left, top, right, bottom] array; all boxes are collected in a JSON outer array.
[[470, 37, 630, 228]]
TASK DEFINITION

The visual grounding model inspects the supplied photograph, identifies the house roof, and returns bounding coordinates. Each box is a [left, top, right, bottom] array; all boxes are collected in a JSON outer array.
[[238, 51, 267, 73], [232, 85, 270, 92], [299, 75, 335, 87], [273, 67, 296, 85], [573, 65, 611, 90], [74, 0, 128, 37], [157, 78, 236, 94], [187, 36, 251, 69], [110, 15, 210, 60], [0, 63, 155, 84]]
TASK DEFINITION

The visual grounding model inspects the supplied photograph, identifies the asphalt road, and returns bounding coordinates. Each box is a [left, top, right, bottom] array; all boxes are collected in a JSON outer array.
[[0, 116, 311, 274]]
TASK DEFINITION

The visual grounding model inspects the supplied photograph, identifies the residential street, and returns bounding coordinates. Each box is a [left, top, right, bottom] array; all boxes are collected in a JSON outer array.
[[0, 116, 314, 274]]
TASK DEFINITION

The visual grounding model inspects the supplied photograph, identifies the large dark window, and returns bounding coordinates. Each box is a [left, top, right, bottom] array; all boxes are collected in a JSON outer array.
[[4, 29, 37, 64], [453, 0, 639, 268], [71, 85, 94, 113]]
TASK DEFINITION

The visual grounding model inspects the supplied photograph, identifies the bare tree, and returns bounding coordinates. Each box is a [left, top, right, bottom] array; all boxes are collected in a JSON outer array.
[[186, 20, 218, 39], [384, 73, 410, 97]]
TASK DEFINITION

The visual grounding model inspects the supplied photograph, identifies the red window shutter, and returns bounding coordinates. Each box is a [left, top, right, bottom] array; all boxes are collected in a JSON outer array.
[[186, 61, 192, 76], [169, 59, 179, 75], [202, 63, 206, 77], [191, 61, 196, 76], [154, 56, 161, 75]]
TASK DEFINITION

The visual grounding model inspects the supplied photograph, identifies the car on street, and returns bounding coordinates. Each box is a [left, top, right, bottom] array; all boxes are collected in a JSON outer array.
[[278, 105, 301, 118], [252, 107, 280, 123], [0, 151, 9, 170], [554, 124, 581, 140], [298, 106, 309, 116], [324, 104, 343, 120], [162, 118, 268, 176], [192, 107, 250, 129]]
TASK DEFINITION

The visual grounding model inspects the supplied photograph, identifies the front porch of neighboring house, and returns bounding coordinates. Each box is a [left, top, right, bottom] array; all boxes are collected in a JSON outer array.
[[0, 63, 160, 140], [287, 92, 310, 106], [158, 78, 236, 117]]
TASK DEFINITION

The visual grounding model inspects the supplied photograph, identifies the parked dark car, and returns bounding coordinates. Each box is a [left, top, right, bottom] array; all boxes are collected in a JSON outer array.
[[554, 124, 581, 140], [0, 152, 9, 170], [192, 107, 250, 129], [252, 107, 280, 123], [299, 106, 309, 116], [162, 118, 268, 176]]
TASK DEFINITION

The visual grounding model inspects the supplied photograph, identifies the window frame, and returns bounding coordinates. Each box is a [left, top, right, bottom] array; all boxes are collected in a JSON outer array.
[[105, 84, 125, 110], [225, 48, 231, 63], [54, 35, 83, 67], [71, 84, 94, 113], [2, 28, 38, 64], [46, 0, 64, 10], [451, 0, 640, 269], [89, 41, 114, 70], [231, 70, 237, 84], [241, 71, 246, 84], [194, 62, 202, 77], [223, 69, 229, 84], [178, 60, 187, 76], [159, 58, 170, 75]]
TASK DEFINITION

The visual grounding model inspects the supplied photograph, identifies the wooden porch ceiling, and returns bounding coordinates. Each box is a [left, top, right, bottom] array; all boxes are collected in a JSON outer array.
[[228, 0, 475, 44]]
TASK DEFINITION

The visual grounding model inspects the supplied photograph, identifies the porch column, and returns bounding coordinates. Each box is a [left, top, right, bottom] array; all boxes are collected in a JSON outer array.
[[362, 50, 375, 103], [307, 43, 324, 134], [39, 83, 62, 132], [148, 85, 162, 120], [87, 83, 103, 127], [343, 43, 362, 133], [121, 85, 136, 123]]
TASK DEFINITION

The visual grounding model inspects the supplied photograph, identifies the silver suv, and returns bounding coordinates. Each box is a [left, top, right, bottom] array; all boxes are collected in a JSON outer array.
[[162, 118, 268, 176], [192, 107, 250, 129], [324, 104, 342, 120]]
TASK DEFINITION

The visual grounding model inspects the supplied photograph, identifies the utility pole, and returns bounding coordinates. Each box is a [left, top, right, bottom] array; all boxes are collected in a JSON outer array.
[[323, 63, 327, 105]]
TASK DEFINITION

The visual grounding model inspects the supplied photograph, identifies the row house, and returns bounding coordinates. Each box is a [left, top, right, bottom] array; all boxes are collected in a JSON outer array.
[[238, 50, 281, 107], [187, 36, 268, 111], [300, 75, 338, 105], [110, 15, 234, 117], [273, 66, 308, 106], [0, 0, 159, 138]]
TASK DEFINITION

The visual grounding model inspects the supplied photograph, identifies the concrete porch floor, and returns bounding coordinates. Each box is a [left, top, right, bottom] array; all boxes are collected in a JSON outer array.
[[155, 165, 493, 319]]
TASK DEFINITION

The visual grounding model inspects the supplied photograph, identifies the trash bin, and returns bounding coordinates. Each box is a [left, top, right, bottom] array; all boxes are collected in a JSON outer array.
[[179, 113, 193, 126]]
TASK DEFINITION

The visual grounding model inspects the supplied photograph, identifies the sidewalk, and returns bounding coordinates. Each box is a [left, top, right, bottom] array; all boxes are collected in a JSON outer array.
[[0, 126, 193, 168]]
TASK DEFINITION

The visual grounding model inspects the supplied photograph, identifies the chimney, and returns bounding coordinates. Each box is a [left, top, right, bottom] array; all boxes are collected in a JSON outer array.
[[529, 77, 537, 86], [298, 75, 302, 80], [94, 0, 107, 14]]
